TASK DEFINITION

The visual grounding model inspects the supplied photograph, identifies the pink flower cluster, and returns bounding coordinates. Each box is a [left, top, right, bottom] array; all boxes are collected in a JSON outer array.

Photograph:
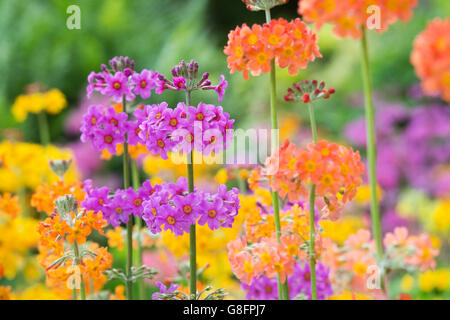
[[87, 56, 159, 102], [157, 60, 228, 102], [138, 102, 235, 159], [142, 177, 240, 236], [82, 177, 240, 233], [81, 179, 153, 227]]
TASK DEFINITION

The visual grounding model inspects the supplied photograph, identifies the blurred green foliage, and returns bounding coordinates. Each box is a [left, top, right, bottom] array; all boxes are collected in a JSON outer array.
[[0, 0, 448, 143]]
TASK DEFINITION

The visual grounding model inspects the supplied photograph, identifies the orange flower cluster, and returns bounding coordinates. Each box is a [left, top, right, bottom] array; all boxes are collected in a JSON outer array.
[[37, 209, 110, 298], [298, 0, 418, 39], [31, 180, 85, 215], [321, 227, 440, 294], [410, 18, 450, 102], [0, 193, 21, 219], [262, 140, 364, 220], [384, 227, 439, 272], [228, 234, 301, 284], [224, 18, 321, 79]]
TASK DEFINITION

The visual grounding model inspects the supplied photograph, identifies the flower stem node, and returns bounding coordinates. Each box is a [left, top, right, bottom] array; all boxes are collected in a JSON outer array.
[[55, 194, 78, 217], [49, 159, 72, 179], [284, 80, 335, 103]]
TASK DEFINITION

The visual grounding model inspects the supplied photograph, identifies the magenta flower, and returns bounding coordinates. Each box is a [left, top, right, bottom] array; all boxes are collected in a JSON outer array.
[[104, 72, 135, 102], [80, 105, 104, 143], [172, 193, 201, 225], [103, 106, 128, 133], [215, 75, 228, 102], [132, 69, 157, 99], [92, 124, 125, 154], [152, 282, 179, 300], [124, 187, 145, 217], [198, 197, 226, 230], [172, 77, 186, 90], [155, 204, 190, 236]]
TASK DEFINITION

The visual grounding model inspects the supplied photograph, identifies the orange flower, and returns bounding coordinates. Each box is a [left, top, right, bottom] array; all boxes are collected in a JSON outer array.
[[0, 193, 21, 219], [31, 180, 85, 215], [106, 226, 124, 250], [66, 219, 91, 244], [225, 18, 321, 79], [298, 0, 418, 39], [0, 286, 11, 300], [411, 18, 450, 102]]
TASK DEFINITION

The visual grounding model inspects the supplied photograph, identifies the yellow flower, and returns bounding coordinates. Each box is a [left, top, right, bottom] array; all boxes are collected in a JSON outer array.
[[401, 274, 415, 292], [214, 168, 228, 185], [44, 89, 67, 114], [328, 290, 372, 300], [355, 184, 383, 204], [432, 200, 450, 235], [419, 270, 435, 292], [320, 216, 364, 245]]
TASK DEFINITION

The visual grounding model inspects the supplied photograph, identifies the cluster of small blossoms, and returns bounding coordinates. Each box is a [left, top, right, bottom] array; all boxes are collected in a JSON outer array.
[[242, 261, 333, 300], [142, 178, 240, 236], [410, 18, 450, 102], [241, 0, 289, 11], [11, 84, 67, 122], [298, 0, 418, 39], [31, 180, 86, 215], [284, 80, 335, 103], [224, 18, 322, 79], [240, 193, 322, 250], [138, 101, 234, 159], [261, 140, 365, 220], [156, 60, 228, 102], [321, 227, 440, 294], [37, 195, 112, 298], [82, 177, 240, 235], [87, 56, 159, 102]]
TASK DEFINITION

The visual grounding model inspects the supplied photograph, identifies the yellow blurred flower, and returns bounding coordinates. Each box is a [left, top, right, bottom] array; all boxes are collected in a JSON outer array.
[[214, 168, 228, 185], [400, 274, 415, 292], [11, 89, 67, 122], [354, 184, 383, 205], [320, 216, 364, 245]]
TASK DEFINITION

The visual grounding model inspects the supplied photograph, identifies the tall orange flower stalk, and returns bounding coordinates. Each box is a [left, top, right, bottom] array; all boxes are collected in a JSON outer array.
[[298, 1, 419, 287], [224, 0, 321, 299]]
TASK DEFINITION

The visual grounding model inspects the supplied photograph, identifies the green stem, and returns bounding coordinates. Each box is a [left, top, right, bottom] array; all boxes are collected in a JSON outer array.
[[265, 8, 289, 301], [185, 91, 197, 299], [73, 240, 86, 300], [37, 111, 50, 145], [122, 95, 133, 300], [131, 159, 145, 300], [307, 102, 318, 300], [360, 29, 384, 267]]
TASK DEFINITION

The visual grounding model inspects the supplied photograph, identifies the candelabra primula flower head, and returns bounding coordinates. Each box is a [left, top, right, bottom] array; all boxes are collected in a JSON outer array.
[[157, 60, 228, 102], [411, 18, 450, 103], [259, 140, 364, 220], [242, 0, 289, 11], [298, 0, 418, 39], [224, 18, 321, 79], [284, 80, 335, 103], [87, 56, 158, 102]]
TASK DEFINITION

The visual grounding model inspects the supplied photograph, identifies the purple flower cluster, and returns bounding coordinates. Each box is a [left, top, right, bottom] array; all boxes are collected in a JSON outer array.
[[142, 177, 240, 236], [344, 99, 450, 196], [81, 177, 240, 233], [242, 261, 333, 300], [80, 105, 128, 154], [151, 281, 179, 300], [81, 179, 154, 227], [138, 102, 235, 159], [157, 60, 228, 102], [87, 56, 158, 102]]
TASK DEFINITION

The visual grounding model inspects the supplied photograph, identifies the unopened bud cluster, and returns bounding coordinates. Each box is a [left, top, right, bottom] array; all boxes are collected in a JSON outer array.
[[242, 0, 289, 11], [284, 80, 335, 103]]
